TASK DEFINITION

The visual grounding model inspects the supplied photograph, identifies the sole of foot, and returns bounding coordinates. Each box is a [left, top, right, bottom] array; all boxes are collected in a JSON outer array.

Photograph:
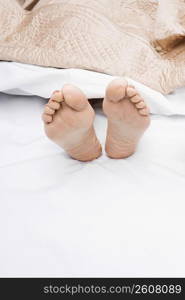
[[42, 84, 102, 161], [103, 78, 151, 159]]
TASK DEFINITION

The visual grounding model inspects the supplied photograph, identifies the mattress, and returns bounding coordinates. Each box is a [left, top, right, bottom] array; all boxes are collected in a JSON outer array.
[[0, 62, 185, 277]]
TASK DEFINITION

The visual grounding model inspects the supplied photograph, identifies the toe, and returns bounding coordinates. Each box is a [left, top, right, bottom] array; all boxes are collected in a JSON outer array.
[[44, 105, 55, 115], [52, 90, 64, 102], [105, 78, 128, 102], [139, 107, 150, 116], [135, 101, 146, 109], [126, 87, 138, 98], [130, 95, 142, 103], [62, 84, 88, 111], [42, 113, 53, 123], [48, 100, 60, 110]]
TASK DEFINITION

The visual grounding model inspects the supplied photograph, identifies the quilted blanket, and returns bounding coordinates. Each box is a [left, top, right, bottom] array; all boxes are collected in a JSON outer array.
[[0, 0, 185, 94]]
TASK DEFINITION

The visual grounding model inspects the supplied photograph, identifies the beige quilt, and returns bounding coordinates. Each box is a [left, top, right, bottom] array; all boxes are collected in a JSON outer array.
[[0, 0, 185, 94]]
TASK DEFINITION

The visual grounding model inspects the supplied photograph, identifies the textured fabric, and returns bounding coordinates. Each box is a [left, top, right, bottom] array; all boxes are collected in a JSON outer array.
[[0, 0, 185, 94], [1, 91, 185, 277]]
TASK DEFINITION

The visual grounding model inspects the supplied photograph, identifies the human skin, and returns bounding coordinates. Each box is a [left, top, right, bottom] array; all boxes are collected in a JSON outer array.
[[42, 79, 150, 161]]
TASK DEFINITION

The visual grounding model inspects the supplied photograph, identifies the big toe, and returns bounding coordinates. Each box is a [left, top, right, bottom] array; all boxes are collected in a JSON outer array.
[[62, 84, 88, 111], [105, 78, 128, 103]]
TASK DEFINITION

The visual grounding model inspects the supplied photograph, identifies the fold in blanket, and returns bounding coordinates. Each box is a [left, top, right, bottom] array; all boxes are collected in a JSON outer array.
[[0, 0, 185, 94]]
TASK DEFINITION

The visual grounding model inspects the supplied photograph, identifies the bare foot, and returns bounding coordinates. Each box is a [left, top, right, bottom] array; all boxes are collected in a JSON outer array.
[[103, 78, 150, 159], [42, 84, 102, 161]]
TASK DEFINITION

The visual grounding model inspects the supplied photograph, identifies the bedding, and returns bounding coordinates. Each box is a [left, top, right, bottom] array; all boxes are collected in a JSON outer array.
[[1, 62, 185, 116], [1, 0, 185, 94], [0, 64, 185, 277]]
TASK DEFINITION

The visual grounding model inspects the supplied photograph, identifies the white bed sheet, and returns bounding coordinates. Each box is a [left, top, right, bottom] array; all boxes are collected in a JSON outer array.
[[1, 62, 185, 116], [0, 89, 185, 277]]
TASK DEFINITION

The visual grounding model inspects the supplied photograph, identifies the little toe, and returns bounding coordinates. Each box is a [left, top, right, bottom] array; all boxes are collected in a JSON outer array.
[[105, 78, 128, 102], [42, 113, 53, 123], [139, 107, 150, 116], [135, 101, 146, 109], [62, 84, 88, 111]]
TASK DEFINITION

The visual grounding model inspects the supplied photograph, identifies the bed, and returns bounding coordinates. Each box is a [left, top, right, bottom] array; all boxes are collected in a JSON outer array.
[[0, 62, 185, 277]]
